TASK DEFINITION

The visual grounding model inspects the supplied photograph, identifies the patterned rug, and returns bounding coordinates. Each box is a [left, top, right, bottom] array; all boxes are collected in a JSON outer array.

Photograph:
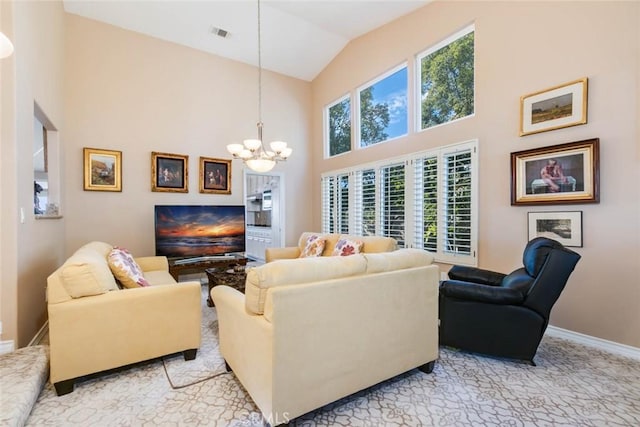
[[25, 285, 640, 426], [162, 310, 226, 388]]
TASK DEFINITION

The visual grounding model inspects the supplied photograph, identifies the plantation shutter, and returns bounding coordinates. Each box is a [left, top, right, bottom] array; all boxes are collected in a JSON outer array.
[[321, 176, 336, 233], [413, 155, 439, 252], [337, 173, 350, 233], [380, 162, 406, 246], [441, 147, 473, 258], [353, 169, 376, 236]]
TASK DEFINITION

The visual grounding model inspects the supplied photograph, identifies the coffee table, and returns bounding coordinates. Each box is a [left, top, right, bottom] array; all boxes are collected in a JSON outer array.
[[205, 267, 247, 307], [168, 255, 248, 281]]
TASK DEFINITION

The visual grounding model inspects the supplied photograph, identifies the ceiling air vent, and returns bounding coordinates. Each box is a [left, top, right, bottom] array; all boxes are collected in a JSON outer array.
[[211, 26, 229, 39]]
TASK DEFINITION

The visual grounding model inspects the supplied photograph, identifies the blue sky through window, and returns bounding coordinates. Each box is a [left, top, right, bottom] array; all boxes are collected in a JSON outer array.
[[369, 67, 408, 140]]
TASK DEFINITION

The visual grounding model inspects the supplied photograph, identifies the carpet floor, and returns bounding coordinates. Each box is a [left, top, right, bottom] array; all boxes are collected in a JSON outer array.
[[26, 285, 640, 426]]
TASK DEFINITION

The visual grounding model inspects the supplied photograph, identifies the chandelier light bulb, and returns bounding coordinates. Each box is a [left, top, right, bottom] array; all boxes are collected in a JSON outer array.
[[280, 147, 293, 159], [226, 144, 244, 156], [270, 140, 287, 153], [0, 32, 14, 59], [243, 139, 262, 151]]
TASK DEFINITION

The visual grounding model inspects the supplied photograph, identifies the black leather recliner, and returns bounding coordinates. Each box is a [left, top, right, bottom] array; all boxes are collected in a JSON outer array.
[[438, 237, 581, 364]]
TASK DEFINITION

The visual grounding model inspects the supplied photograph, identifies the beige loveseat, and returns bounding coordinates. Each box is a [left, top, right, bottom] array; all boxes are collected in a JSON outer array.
[[211, 248, 439, 424], [265, 232, 398, 262], [46, 241, 201, 395]]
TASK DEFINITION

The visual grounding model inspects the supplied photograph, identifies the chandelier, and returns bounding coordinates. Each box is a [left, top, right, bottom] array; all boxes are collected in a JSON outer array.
[[226, 0, 292, 173], [0, 31, 14, 59]]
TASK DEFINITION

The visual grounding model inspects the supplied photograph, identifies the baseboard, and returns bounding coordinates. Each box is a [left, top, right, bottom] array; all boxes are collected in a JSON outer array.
[[28, 321, 49, 347], [545, 325, 640, 360]]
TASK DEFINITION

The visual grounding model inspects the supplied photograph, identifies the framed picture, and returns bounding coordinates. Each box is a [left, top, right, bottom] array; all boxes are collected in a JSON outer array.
[[199, 157, 231, 194], [511, 138, 599, 205], [83, 147, 122, 192], [528, 211, 583, 247], [151, 151, 188, 193], [520, 78, 588, 136]]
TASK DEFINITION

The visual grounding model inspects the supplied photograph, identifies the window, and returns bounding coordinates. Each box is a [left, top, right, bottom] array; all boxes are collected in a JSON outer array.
[[321, 173, 349, 233], [326, 95, 351, 157], [418, 26, 474, 131], [322, 140, 477, 265], [358, 65, 408, 147]]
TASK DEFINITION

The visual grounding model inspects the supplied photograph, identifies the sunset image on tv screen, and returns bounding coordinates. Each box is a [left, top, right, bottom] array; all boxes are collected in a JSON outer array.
[[154, 205, 245, 257]]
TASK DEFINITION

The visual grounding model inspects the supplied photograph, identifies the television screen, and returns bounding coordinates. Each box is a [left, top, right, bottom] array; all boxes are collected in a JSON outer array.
[[154, 205, 246, 258]]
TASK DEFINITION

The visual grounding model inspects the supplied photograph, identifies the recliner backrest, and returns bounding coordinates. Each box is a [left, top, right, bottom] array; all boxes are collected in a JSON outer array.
[[523, 246, 581, 319], [522, 237, 565, 277]]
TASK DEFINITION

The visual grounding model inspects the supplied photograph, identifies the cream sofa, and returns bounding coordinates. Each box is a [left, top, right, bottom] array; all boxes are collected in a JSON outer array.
[[46, 241, 201, 395], [265, 232, 398, 262], [211, 248, 439, 424]]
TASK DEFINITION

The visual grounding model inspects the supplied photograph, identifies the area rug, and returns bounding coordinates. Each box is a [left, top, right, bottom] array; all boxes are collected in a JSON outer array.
[[161, 287, 227, 388]]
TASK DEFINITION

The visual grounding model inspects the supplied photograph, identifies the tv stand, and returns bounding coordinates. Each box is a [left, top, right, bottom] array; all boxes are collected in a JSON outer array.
[[168, 255, 248, 281]]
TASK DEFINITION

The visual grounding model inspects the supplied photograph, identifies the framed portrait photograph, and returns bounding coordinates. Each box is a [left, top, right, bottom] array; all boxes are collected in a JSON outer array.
[[528, 211, 583, 247], [151, 151, 188, 193], [511, 138, 599, 205], [83, 147, 122, 192], [520, 78, 588, 136], [199, 157, 231, 194]]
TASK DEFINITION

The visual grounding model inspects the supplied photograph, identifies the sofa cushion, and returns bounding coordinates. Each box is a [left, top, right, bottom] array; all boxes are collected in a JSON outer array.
[[108, 247, 150, 288], [299, 234, 326, 258], [143, 270, 177, 286], [364, 248, 434, 274], [60, 243, 119, 298], [332, 238, 364, 256], [245, 255, 368, 315]]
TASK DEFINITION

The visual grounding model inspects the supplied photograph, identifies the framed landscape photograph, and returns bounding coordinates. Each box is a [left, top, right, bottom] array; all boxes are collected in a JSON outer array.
[[83, 147, 122, 192], [151, 151, 188, 193], [528, 211, 583, 247], [520, 78, 588, 136], [199, 157, 231, 194], [511, 138, 599, 205]]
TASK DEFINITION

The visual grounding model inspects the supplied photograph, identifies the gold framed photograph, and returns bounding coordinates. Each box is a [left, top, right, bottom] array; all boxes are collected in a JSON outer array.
[[511, 138, 599, 205], [199, 157, 231, 194], [519, 78, 588, 136], [83, 147, 122, 192], [151, 151, 188, 193]]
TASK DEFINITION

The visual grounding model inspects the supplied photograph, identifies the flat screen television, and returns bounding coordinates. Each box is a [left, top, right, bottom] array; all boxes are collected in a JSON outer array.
[[154, 205, 246, 258]]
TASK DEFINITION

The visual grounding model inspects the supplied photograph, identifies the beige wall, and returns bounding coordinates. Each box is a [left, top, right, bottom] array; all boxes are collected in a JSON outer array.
[[312, 1, 640, 347], [63, 14, 313, 257], [1, 0, 66, 347]]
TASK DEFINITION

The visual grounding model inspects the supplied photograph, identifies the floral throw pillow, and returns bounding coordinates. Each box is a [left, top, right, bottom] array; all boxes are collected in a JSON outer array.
[[107, 247, 150, 288], [332, 238, 364, 257], [299, 235, 326, 258]]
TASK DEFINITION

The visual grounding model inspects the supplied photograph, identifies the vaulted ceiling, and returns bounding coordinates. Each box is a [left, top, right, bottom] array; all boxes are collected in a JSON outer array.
[[63, 0, 430, 81]]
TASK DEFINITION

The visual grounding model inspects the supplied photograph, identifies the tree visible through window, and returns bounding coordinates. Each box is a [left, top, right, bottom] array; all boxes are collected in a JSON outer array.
[[359, 66, 407, 147], [328, 97, 351, 157], [419, 27, 474, 130]]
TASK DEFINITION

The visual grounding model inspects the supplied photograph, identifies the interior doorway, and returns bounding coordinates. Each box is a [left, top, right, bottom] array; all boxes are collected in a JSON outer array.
[[244, 171, 285, 261]]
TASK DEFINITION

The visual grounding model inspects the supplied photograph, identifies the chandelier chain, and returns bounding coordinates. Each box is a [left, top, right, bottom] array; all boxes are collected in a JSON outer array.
[[257, 0, 262, 126]]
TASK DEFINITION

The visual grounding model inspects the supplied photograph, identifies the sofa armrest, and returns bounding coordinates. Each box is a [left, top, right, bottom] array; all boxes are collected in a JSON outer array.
[[48, 281, 201, 384], [440, 280, 525, 305], [210, 286, 274, 413], [135, 256, 169, 272], [447, 265, 506, 286], [265, 246, 300, 263]]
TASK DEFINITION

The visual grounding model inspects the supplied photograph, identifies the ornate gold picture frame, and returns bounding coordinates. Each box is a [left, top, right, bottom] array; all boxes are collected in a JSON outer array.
[[83, 147, 122, 192], [151, 151, 188, 193], [520, 78, 588, 136], [199, 157, 231, 194]]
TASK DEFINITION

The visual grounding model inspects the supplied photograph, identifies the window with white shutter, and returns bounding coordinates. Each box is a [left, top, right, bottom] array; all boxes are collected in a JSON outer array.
[[380, 163, 406, 246], [322, 140, 477, 265]]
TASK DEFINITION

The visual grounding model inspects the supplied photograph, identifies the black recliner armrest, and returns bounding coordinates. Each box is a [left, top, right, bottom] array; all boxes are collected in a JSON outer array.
[[446, 265, 506, 286], [439, 280, 526, 305]]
